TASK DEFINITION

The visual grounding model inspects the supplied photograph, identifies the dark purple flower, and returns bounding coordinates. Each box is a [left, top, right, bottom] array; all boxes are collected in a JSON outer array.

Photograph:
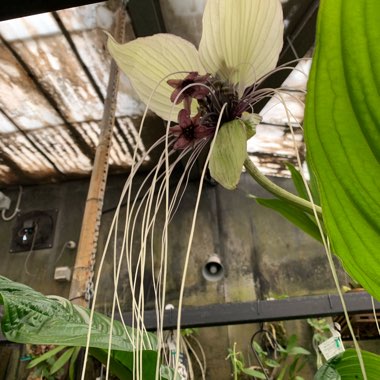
[[167, 72, 210, 111], [170, 109, 214, 150]]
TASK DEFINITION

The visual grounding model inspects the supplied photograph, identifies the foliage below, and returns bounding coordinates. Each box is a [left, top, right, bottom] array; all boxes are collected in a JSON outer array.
[[314, 349, 380, 380], [0, 275, 156, 351], [0, 276, 165, 379]]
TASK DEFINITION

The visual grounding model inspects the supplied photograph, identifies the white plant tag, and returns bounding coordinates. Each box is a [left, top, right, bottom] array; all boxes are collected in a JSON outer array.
[[318, 324, 345, 361]]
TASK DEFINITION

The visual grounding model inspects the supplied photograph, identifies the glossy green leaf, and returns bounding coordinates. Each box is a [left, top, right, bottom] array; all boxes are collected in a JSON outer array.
[[314, 349, 380, 380], [254, 197, 322, 242], [209, 120, 247, 190], [89, 348, 133, 380], [114, 349, 158, 379], [50, 347, 75, 375], [304, 0, 380, 298], [0, 276, 157, 352]]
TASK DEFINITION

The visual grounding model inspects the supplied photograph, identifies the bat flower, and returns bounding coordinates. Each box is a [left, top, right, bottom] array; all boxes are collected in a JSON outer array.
[[167, 72, 211, 112], [171, 109, 214, 150], [108, 0, 283, 189]]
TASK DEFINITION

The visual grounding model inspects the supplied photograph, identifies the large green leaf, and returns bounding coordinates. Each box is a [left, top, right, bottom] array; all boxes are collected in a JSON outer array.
[[304, 0, 380, 298], [0, 276, 156, 352], [314, 349, 380, 380]]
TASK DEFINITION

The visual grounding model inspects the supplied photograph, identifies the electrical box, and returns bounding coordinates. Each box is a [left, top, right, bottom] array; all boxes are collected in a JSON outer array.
[[54, 266, 71, 282], [0, 191, 10, 210], [10, 209, 58, 253]]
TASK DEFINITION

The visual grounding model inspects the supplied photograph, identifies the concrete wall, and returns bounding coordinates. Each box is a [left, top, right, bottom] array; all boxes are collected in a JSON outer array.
[[0, 172, 349, 378]]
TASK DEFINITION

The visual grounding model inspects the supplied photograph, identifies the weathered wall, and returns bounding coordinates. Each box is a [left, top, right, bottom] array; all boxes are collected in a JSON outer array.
[[0, 172, 348, 379]]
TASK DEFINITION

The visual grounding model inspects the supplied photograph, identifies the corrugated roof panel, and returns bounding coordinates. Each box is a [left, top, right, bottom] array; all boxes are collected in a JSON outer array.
[[76, 121, 99, 148], [74, 121, 130, 167], [0, 43, 63, 130], [0, 13, 60, 41], [11, 36, 104, 122], [57, 2, 113, 32], [28, 126, 92, 173], [57, 3, 144, 117], [260, 92, 305, 126], [0, 134, 55, 176], [0, 112, 17, 133], [68, 30, 144, 117], [117, 117, 146, 160], [249, 125, 304, 157]]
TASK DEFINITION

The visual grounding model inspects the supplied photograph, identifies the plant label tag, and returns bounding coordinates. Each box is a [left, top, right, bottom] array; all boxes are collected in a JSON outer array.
[[318, 335, 345, 361]]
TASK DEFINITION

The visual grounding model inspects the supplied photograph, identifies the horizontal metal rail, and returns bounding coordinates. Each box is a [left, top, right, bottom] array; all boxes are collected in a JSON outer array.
[[122, 292, 380, 330]]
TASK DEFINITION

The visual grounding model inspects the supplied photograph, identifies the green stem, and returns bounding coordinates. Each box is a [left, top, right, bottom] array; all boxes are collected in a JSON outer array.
[[233, 343, 238, 380], [244, 157, 323, 218]]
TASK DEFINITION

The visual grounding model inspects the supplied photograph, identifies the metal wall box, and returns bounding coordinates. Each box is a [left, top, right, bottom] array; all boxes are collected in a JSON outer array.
[[9, 209, 58, 253]]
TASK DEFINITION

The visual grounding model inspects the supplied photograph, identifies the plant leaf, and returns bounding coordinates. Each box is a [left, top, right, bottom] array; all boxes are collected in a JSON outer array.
[[265, 358, 280, 368], [314, 349, 380, 379], [114, 349, 158, 379], [314, 365, 341, 380], [50, 347, 75, 375], [0, 276, 157, 352], [27, 345, 66, 369], [288, 346, 311, 356], [209, 120, 247, 190], [254, 197, 322, 242], [69, 346, 81, 380], [89, 348, 133, 380], [241, 367, 267, 379], [304, 0, 380, 298], [286, 163, 310, 202]]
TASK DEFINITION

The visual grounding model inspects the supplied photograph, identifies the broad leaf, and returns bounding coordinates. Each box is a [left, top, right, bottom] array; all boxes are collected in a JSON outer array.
[[89, 348, 133, 380], [241, 367, 266, 379], [314, 349, 380, 380], [0, 276, 156, 352], [254, 197, 322, 242], [304, 0, 380, 298], [209, 120, 247, 190]]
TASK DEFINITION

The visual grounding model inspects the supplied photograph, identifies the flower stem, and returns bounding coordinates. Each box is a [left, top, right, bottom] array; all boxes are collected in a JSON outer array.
[[244, 156, 323, 218]]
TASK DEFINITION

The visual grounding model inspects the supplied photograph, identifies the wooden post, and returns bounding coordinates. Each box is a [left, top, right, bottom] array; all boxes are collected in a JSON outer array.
[[69, 9, 126, 307]]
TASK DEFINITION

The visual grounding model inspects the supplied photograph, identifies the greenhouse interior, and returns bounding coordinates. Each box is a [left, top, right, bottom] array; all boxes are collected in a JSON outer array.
[[0, 0, 379, 379]]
